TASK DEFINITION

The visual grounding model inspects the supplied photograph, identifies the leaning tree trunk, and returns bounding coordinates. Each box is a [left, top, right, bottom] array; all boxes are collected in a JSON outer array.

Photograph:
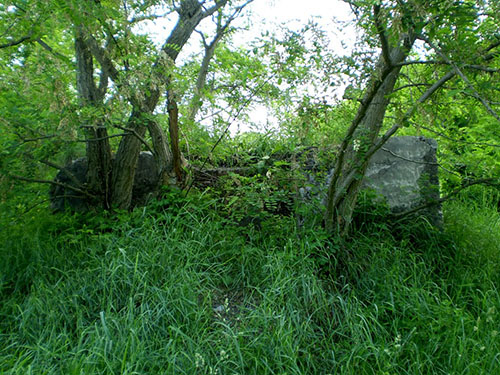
[[110, 0, 212, 209], [324, 34, 416, 236]]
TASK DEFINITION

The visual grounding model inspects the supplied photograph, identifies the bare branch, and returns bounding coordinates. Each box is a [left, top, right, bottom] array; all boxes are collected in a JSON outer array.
[[128, 11, 175, 24], [416, 124, 500, 149], [462, 64, 500, 73], [35, 38, 71, 62], [196, 29, 209, 48], [379, 146, 461, 177], [38, 159, 65, 171], [392, 83, 432, 93], [39, 159, 83, 188], [368, 70, 456, 159], [202, 0, 231, 18], [396, 59, 500, 73], [72, 133, 129, 142], [395, 59, 442, 66], [16, 134, 57, 144], [483, 36, 500, 61]]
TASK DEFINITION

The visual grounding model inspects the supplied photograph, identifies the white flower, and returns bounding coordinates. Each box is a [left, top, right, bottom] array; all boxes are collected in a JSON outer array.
[[195, 353, 204, 368], [220, 349, 229, 361], [353, 139, 361, 152]]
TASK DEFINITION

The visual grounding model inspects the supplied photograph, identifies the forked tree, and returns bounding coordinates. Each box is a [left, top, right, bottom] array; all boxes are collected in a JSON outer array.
[[325, 0, 500, 235], [0, 0, 253, 210]]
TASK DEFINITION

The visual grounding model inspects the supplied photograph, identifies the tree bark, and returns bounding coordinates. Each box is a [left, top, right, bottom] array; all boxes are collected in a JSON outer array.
[[324, 34, 416, 235], [168, 91, 184, 183], [75, 31, 112, 208], [110, 110, 147, 209], [110, 0, 229, 208], [148, 118, 174, 185]]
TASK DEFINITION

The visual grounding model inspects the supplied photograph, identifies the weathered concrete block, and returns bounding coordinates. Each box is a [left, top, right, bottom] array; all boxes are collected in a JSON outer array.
[[49, 151, 159, 212], [299, 136, 442, 226], [362, 136, 442, 225]]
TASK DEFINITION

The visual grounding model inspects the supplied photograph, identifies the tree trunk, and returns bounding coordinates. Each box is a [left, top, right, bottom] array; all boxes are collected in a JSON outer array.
[[325, 36, 415, 236], [148, 118, 174, 186], [75, 31, 112, 208], [92, 0, 230, 210], [187, 34, 221, 122], [110, 2, 217, 208], [168, 91, 184, 183], [110, 110, 147, 209]]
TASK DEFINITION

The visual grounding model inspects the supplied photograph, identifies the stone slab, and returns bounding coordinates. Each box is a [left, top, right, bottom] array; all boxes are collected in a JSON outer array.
[[362, 136, 442, 225]]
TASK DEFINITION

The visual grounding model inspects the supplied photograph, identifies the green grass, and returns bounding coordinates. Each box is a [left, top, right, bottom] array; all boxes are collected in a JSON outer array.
[[0, 193, 499, 374]]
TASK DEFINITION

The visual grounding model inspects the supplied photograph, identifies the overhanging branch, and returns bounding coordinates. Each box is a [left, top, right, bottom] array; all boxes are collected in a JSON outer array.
[[9, 175, 95, 199], [367, 70, 456, 159]]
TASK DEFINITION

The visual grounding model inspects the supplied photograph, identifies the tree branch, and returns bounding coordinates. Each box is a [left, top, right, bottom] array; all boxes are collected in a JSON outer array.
[[396, 60, 499, 73], [188, 2, 252, 121], [83, 33, 121, 82], [202, 0, 231, 18], [391, 178, 499, 219], [392, 83, 432, 93], [128, 11, 175, 24], [373, 4, 391, 66], [483, 36, 500, 61], [415, 124, 500, 149], [113, 125, 154, 153], [420, 35, 500, 123], [0, 34, 32, 49], [39, 159, 83, 188], [35, 38, 71, 62], [367, 70, 456, 159], [9, 175, 95, 199], [16, 134, 57, 144], [184, 70, 277, 196]]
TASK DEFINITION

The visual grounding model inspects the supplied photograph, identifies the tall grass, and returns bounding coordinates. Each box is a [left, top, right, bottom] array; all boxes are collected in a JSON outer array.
[[0, 193, 499, 374]]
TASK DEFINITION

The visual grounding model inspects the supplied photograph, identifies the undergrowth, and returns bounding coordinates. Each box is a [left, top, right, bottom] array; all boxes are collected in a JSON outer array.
[[0, 190, 499, 374]]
